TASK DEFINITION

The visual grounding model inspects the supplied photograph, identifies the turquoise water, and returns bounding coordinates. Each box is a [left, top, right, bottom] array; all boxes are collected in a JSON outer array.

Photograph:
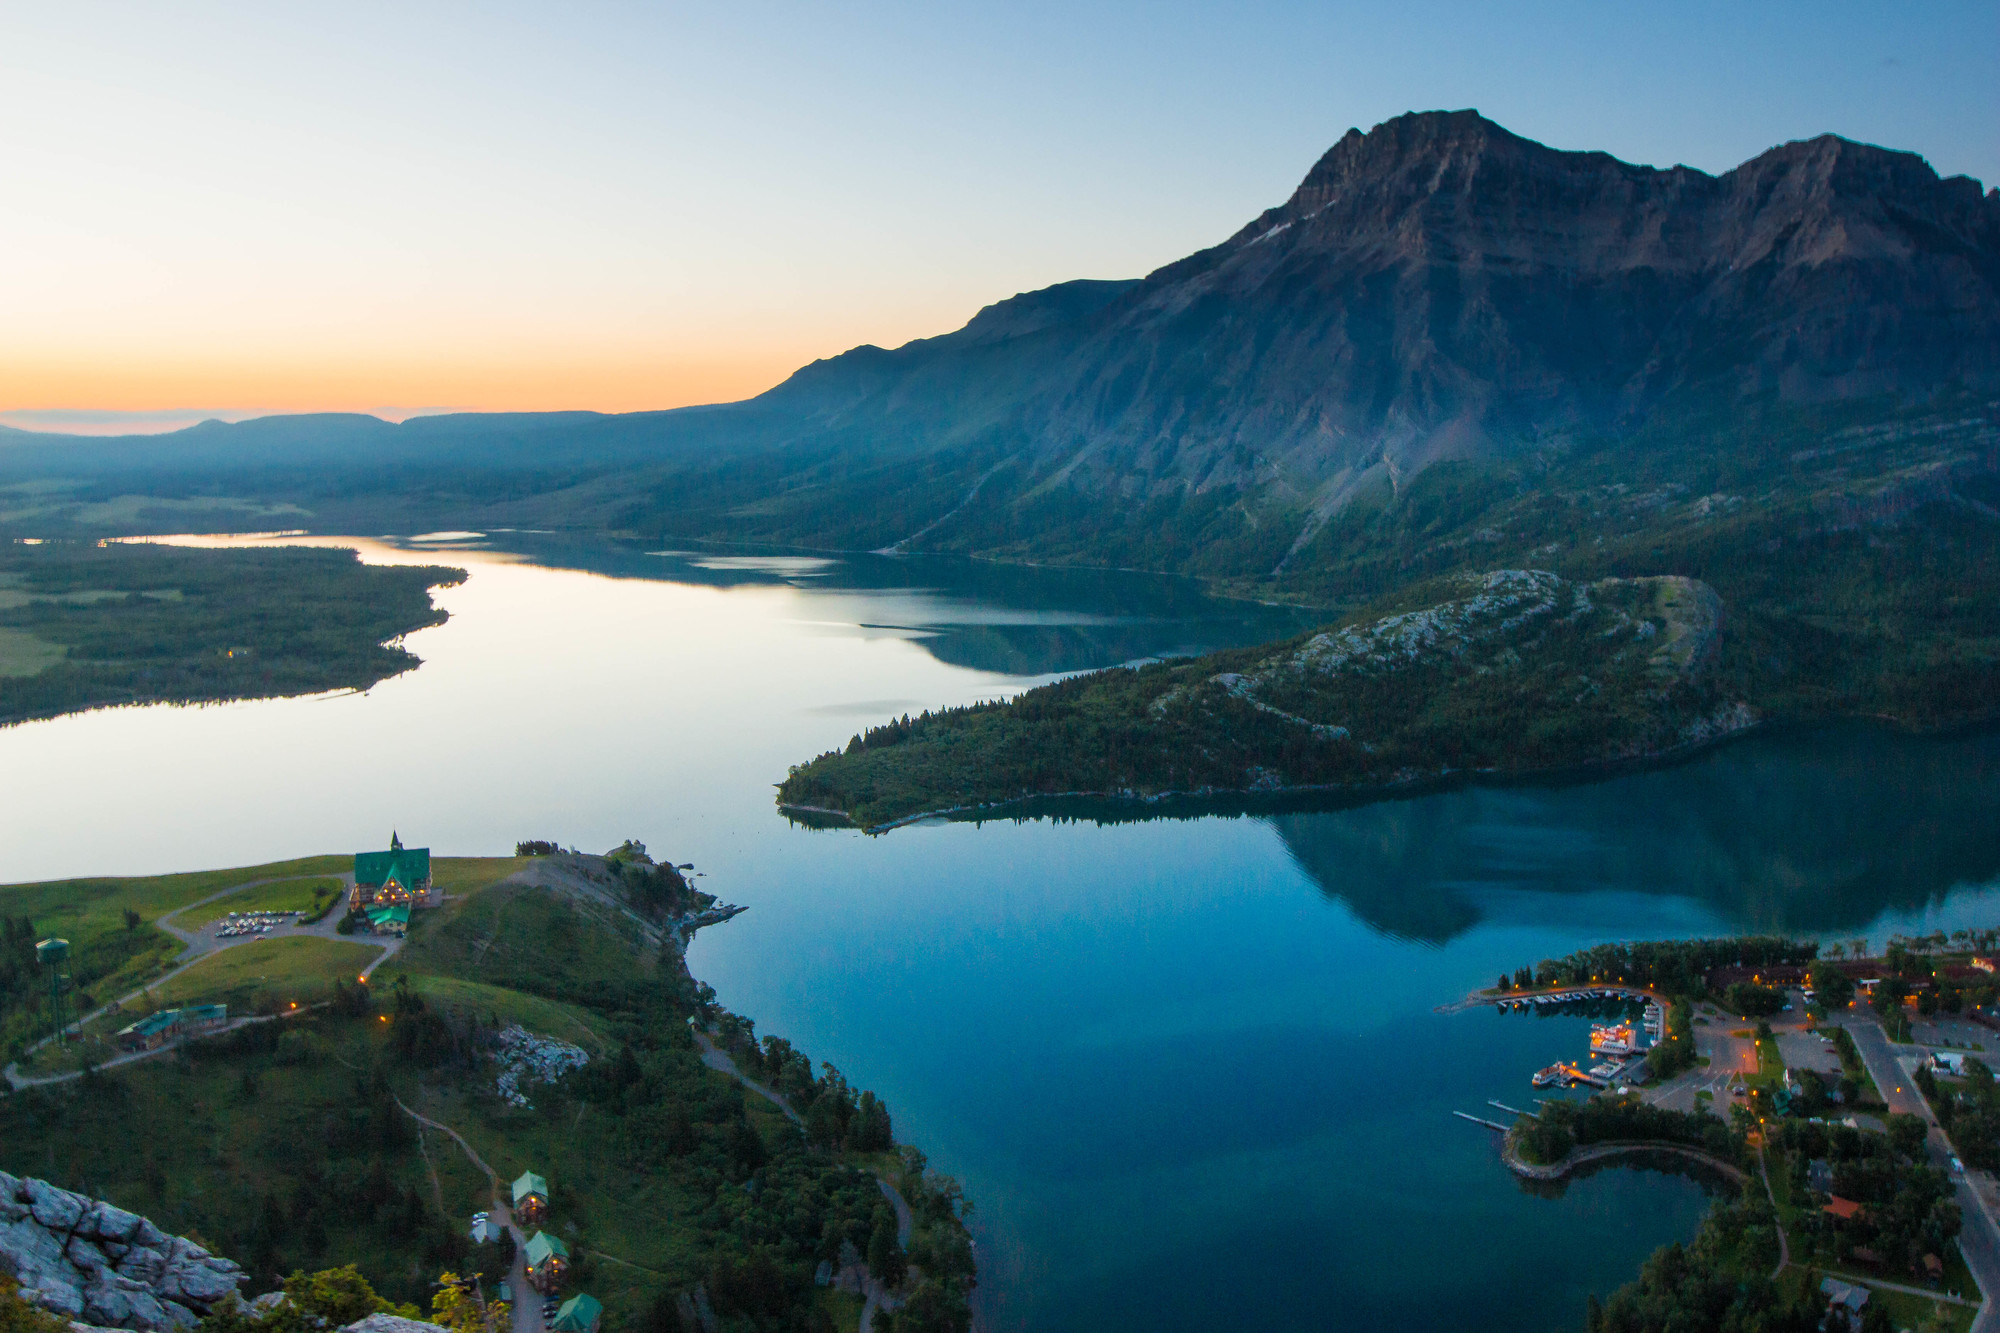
[[5, 533, 1999, 1331]]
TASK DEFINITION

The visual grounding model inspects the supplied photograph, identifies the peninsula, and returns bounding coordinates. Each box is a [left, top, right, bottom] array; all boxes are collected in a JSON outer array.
[[0, 839, 976, 1333], [0, 541, 464, 726]]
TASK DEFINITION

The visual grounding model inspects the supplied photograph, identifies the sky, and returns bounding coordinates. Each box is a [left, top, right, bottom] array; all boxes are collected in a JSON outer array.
[[1, 1, 1994, 432]]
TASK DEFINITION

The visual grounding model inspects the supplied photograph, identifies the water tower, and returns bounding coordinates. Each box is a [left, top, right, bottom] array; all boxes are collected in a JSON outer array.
[[35, 939, 72, 1047]]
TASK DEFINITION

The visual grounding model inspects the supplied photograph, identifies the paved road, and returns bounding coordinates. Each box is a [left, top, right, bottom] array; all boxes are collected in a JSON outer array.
[[1838, 1017, 2000, 1332], [4, 873, 398, 1086]]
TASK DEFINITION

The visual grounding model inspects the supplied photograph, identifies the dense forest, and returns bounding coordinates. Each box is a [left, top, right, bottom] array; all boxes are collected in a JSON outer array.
[[778, 570, 1739, 828], [0, 542, 462, 725]]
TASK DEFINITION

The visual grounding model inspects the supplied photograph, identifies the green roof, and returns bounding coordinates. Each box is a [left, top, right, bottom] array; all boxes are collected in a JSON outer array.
[[120, 1011, 180, 1038], [523, 1232, 569, 1268], [512, 1171, 548, 1204], [182, 1003, 227, 1022], [354, 845, 431, 887], [551, 1295, 601, 1332], [367, 905, 412, 926]]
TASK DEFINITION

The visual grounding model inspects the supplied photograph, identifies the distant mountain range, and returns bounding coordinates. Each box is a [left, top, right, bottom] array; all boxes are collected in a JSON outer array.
[[4, 111, 1998, 606]]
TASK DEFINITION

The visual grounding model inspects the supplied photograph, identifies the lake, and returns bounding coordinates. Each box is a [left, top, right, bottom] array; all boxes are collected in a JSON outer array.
[[6, 532, 2000, 1331]]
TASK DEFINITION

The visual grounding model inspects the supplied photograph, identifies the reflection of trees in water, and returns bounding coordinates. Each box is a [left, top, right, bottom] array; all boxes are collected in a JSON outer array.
[[458, 535, 1316, 676], [1270, 727, 2000, 943], [1515, 1148, 1742, 1201]]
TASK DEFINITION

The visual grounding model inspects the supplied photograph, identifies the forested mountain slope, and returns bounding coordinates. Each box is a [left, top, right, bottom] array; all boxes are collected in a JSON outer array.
[[6, 110, 1996, 607]]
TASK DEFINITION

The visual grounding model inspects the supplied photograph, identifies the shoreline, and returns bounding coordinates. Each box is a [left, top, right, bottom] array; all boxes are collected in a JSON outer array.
[[781, 708, 2000, 835], [779, 713, 1774, 834]]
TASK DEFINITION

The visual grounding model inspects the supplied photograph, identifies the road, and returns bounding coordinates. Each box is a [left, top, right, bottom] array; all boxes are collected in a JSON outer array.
[[4, 872, 398, 1087], [1838, 1016, 2000, 1333]]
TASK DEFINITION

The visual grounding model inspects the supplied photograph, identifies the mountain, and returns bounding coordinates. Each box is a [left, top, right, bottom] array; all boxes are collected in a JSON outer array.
[[4, 111, 1997, 601]]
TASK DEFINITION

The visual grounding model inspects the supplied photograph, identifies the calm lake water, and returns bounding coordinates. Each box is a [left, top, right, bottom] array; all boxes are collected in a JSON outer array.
[[7, 532, 2000, 1332]]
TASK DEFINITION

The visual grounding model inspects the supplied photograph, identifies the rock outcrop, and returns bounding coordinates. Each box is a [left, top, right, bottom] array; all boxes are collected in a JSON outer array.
[[0, 1174, 242, 1330]]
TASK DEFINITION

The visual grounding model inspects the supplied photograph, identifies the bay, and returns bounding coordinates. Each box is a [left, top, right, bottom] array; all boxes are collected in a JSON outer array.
[[4, 532, 1998, 1331]]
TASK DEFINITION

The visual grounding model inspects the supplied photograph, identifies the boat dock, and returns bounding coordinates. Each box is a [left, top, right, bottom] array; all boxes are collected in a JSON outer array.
[[1453, 1111, 1512, 1132]]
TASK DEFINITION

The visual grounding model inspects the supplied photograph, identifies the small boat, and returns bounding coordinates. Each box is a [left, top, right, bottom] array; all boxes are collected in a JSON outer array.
[[1532, 1063, 1568, 1088]]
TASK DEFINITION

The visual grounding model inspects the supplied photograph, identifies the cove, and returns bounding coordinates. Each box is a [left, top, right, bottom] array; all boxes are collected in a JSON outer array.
[[4, 533, 1998, 1332]]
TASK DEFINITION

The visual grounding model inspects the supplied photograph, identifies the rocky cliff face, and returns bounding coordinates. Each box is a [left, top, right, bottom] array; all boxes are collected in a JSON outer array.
[[0, 1174, 242, 1330]]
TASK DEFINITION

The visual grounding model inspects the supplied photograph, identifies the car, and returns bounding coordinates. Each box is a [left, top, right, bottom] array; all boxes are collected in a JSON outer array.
[[1953, 1156, 1967, 1176]]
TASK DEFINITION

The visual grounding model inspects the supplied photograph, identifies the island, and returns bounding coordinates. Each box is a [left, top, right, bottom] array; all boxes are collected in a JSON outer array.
[[0, 838, 975, 1333], [0, 540, 465, 726]]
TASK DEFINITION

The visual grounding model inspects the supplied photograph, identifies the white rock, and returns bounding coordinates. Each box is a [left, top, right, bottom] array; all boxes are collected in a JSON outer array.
[[343, 1315, 454, 1333], [25, 1181, 85, 1232], [84, 1206, 144, 1244], [114, 1247, 165, 1285]]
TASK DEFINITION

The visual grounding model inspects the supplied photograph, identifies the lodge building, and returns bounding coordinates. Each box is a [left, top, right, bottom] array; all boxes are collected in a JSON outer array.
[[352, 833, 438, 911]]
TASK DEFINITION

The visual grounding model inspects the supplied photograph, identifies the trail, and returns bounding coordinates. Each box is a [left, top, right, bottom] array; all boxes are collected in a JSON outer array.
[[693, 1028, 915, 1330]]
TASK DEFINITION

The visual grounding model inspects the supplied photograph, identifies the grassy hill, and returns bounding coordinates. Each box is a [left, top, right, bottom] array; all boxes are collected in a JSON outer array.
[[0, 854, 975, 1332]]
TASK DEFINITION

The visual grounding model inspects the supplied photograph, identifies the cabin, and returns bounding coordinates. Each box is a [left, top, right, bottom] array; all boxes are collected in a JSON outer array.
[[1823, 1196, 1866, 1222], [1820, 1277, 1869, 1318], [352, 833, 436, 911], [115, 1011, 181, 1052], [366, 904, 412, 937], [512, 1171, 549, 1227], [551, 1295, 601, 1333], [523, 1231, 569, 1293], [115, 1003, 228, 1052]]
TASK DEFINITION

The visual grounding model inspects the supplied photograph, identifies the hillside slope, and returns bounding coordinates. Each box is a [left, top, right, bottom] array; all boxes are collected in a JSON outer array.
[[776, 569, 1750, 829]]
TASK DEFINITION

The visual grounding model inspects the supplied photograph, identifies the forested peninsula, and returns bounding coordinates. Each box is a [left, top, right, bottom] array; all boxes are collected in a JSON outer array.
[[0, 541, 463, 726], [778, 504, 2000, 831]]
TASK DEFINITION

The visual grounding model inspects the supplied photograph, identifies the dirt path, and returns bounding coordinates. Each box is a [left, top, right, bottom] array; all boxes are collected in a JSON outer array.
[[1757, 1150, 1789, 1279]]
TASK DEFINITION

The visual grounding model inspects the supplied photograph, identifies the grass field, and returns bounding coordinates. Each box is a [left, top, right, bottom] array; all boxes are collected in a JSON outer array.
[[387, 974, 611, 1053], [152, 936, 386, 1007], [0, 855, 352, 1052], [171, 877, 345, 929]]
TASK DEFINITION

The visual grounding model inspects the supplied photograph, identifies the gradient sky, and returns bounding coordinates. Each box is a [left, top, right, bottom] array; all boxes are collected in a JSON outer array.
[[2, 1, 1994, 429]]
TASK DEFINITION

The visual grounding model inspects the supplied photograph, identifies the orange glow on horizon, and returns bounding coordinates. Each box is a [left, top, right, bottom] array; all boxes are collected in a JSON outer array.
[[0, 347, 815, 420]]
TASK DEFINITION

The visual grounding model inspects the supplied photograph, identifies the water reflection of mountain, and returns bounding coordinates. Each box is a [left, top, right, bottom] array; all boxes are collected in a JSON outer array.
[[1271, 727, 2000, 943], [413, 534, 1317, 676]]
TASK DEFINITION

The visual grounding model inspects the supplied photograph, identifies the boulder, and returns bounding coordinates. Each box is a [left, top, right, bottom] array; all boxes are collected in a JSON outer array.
[[82, 1206, 144, 1245], [342, 1316, 453, 1333], [24, 1182, 85, 1232], [64, 1239, 109, 1276], [113, 1248, 164, 1285]]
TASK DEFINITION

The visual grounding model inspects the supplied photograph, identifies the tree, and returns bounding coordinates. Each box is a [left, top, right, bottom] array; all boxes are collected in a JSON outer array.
[[122, 908, 141, 931], [1887, 1113, 1929, 1161], [432, 1273, 507, 1333], [1810, 960, 1856, 1009], [866, 1208, 906, 1289]]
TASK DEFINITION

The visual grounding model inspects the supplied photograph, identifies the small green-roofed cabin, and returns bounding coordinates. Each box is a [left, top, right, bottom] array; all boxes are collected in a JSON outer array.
[[365, 904, 412, 936], [512, 1171, 549, 1226], [550, 1295, 601, 1333], [523, 1231, 569, 1292], [352, 831, 433, 910], [180, 1003, 228, 1033], [116, 1010, 182, 1052]]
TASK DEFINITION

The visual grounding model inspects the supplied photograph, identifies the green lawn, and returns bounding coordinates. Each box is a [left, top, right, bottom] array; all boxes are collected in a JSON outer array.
[[171, 877, 345, 929], [153, 936, 386, 1008], [382, 974, 611, 1053]]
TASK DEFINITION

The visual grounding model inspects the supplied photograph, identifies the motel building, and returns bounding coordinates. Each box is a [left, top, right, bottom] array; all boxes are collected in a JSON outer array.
[[524, 1232, 570, 1294], [512, 1171, 549, 1227], [115, 1004, 227, 1053], [550, 1295, 601, 1333]]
